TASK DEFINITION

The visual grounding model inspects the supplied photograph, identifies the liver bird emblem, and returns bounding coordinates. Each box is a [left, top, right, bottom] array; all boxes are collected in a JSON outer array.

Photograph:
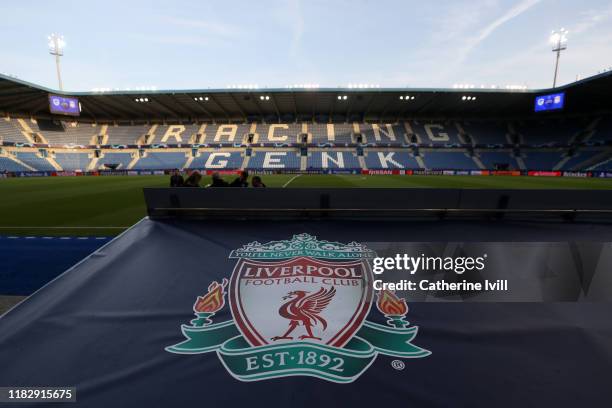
[[271, 287, 336, 341]]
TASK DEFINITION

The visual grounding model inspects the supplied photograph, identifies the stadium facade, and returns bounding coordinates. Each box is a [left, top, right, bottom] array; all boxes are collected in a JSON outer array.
[[1, 72, 611, 176]]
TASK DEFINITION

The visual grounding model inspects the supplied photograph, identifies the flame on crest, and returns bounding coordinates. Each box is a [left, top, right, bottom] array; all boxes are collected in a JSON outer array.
[[376, 290, 408, 316], [194, 278, 228, 313]]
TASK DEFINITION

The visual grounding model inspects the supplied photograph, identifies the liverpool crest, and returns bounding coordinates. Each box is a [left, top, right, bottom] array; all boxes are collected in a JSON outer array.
[[166, 233, 430, 383]]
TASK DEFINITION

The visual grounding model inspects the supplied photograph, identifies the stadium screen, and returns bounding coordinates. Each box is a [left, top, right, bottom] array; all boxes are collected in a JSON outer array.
[[49, 94, 81, 116], [534, 92, 565, 112]]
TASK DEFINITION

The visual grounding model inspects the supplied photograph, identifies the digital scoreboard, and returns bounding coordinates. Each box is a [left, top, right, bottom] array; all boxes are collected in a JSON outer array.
[[534, 92, 565, 112], [49, 94, 81, 116]]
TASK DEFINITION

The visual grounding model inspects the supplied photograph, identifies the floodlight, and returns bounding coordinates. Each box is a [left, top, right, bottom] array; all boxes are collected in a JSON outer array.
[[550, 29, 568, 87], [47, 33, 65, 90]]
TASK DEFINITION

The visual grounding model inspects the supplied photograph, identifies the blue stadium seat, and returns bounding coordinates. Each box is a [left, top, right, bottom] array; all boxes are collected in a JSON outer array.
[[590, 160, 612, 171], [421, 150, 478, 170], [590, 117, 612, 143], [521, 151, 564, 170], [477, 151, 519, 169], [34, 121, 96, 146], [517, 120, 581, 145], [560, 150, 602, 170], [0, 117, 605, 174], [106, 125, 149, 145], [330, 124, 353, 144], [307, 151, 360, 169], [461, 122, 509, 145], [0, 119, 30, 144], [132, 152, 188, 170], [97, 152, 133, 169], [359, 124, 405, 145], [410, 121, 463, 145], [256, 124, 302, 144], [190, 151, 243, 169], [0, 156, 31, 172], [54, 152, 91, 170], [364, 150, 420, 169], [247, 151, 301, 169], [14, 152, 55, 171]]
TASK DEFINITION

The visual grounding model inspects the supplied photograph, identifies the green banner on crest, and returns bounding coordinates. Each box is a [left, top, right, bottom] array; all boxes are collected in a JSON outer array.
[[166, 319, 430, 383]]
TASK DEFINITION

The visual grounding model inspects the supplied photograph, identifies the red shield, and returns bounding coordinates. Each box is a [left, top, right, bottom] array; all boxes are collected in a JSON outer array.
[[229, 256, 373, 347]]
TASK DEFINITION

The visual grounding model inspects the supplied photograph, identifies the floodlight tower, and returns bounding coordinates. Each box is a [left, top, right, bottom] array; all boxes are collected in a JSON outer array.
[[550, 28, 568, 88], [48, 34, 65, 91]]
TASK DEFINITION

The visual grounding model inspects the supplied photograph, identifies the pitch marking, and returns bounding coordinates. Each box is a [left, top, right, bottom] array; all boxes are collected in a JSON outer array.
[[282, 174, 301, 188]]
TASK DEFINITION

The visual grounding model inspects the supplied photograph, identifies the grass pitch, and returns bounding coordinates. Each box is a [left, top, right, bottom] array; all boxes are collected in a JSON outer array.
[[1, 174, 611, 236]]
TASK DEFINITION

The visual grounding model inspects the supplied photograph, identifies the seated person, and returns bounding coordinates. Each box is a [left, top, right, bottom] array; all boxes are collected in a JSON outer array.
[[230, 170, 249, 187], [183, 171, 202, 187], [210, 172, 229, 187], [170, 169, 184, 187], [251, 176, 266, 188]]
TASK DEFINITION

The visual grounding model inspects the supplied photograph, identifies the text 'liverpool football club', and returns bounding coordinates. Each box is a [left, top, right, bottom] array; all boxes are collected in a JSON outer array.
[[241, 262, 363, 287]]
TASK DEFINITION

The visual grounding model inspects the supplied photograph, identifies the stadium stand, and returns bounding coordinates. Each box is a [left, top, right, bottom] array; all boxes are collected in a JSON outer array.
[[13, 151, 55, 171], [189, 150, 243, 169], [0, 118, 30, 144], [247, 150, 301, 169], [590, 117, 612, 143], [561, 149, 604, 170], [521, 150, 565, 170], [364, 150, 421, 169], [53, 152, 91, 171], [411, 121, 463, 145], [96, 151, 134, 169], [590, 158, 612, 171], [307, 150, 360, 169], [256, 123, 302, 144], [147, 124, 200, 144], [198, 124, 252, 144], [476, 150, 520, 170], [420, 149, 479, 170], [2, 115, 612, 173], [460, 122, 510, 145], [516, 119, 583, 145], [48, 122, 98, 146], [0, 156, 31, 172], [106, 124, 149, 145], [359, 123, 405, 145], [131, 151, 188, 170], [335, 123, 356, 144], [30, 119, 94, 146]]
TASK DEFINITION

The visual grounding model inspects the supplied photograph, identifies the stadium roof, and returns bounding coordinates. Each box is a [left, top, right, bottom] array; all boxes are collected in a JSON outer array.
[[1, 72, 611, 122]]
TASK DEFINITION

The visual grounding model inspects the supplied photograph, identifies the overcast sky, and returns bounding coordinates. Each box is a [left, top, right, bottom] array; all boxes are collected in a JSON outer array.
[[2, 0, 611, 91]]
